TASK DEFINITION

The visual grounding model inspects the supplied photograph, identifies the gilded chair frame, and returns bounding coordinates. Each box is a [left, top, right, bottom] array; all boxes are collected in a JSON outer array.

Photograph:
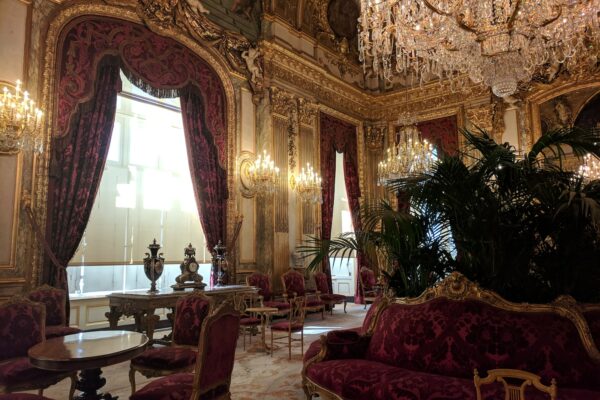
[[190, 301, 240, 400], [271, 296, 306, 360], [474, 368, 557, 400], [0, 296, 76, 399], [358, 266, 381, 309], [233, 291, 261, 350], [129, 291, 214, 395]]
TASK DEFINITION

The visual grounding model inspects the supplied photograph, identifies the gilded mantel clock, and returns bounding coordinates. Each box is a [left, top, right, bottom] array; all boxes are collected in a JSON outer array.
[[172, 243, 206, 290]]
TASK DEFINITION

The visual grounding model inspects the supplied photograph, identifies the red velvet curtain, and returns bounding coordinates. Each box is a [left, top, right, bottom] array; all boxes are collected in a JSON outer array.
[[396, 115, 459, 210], [417, 115, 459, 156], [180, 86, 228, 284], [320, 113, 364, 303], [45, 57, 122, 290], [46, 17, 229, 295]]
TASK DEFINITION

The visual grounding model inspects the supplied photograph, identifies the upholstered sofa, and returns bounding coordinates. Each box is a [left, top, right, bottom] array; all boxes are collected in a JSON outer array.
[[303, 273, 600, 400]]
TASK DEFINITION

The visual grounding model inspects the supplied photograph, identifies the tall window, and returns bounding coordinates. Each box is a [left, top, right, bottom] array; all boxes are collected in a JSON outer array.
[[67, 73, 210, 295], [330, 152, 355, 292]]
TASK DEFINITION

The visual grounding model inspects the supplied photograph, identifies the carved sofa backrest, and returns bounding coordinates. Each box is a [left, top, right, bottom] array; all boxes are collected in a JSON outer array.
[[364, 272, 600, 391]]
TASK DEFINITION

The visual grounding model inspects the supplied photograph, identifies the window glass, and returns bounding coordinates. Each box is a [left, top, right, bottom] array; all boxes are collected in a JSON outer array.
[[329, 152, 355, 282], [68, 72, 207, 295]]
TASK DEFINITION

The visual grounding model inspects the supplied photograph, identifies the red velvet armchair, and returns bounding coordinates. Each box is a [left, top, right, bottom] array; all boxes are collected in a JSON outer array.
[[27, 285, 81, 339], [281, 269, 324, 319], [0, 297, 75, 398], [129, 292, 214, 394], [246, 272, 290, 313], [314, 272, 347, 314], [130, 302, 241, 400], [0, 395, 54, 400], [358, 266, 382, 309]]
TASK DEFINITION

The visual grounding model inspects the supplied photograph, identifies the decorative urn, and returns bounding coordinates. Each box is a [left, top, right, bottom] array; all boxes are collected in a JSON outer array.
[[143, 239, 165, 293], [212, 240, 228, 286]]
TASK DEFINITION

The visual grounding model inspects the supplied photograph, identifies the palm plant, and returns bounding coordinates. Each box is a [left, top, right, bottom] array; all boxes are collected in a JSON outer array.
[[300, 127, 600, 302]]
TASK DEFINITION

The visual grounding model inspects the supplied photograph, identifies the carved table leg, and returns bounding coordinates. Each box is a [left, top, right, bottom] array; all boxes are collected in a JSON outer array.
[[105, 307, 122, 329], [133, 312, 144, 333], [144, 309, 160, 344], [74, 368, 116, 400]]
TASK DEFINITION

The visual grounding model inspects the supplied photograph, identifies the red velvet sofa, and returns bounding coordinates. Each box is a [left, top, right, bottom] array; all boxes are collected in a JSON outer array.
[[303, 273, 600, 400]]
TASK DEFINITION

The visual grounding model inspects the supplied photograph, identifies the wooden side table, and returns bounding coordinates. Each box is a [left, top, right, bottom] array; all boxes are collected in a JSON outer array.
[[29, 331, 148, 400], [245, 306, 279, 353]]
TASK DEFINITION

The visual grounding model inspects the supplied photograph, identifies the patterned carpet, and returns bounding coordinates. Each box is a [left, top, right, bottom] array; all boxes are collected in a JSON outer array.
[[29, 303, 366, 400]]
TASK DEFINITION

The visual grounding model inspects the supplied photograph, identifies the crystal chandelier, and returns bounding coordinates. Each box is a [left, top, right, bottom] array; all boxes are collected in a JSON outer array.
[[292, 162, 323, 204], [578, 153, 600, 181], [247, 150, 280, 195], [378, 112, 435, 185], [0, 80, 44, 154], [358, 0, 600, 97]]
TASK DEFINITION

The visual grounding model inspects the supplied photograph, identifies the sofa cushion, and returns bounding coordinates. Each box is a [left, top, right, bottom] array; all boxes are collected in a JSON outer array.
[[320, 294, 346, 302], [307, 359, 592, 400], [131, 347, 197, 370], [306, 359, 395, 399], [0, 357, 65, 387], [366, 299, 600, 390]]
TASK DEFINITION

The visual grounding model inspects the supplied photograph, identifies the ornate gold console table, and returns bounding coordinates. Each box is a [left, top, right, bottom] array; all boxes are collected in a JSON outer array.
[[106, 285, 256, 343]]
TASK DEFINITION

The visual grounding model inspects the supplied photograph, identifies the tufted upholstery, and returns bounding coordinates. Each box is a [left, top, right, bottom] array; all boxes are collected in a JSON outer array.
[[282, 270, 324, 320], [129, 292, 213, 395], [0, 297, 75, 396], [303, 294, 387, 363], [282, 270, 306, 297], [0, 395, 55, 400], [131, 302, 240, 400], [171, 294, 211, 346], [304, 281, 600, 400], [247, 272, 272, 301], [131, 347, 197, 370], [0, 299, 45, 361], [365, 300, 600, 389], [28, 285, 81, 340], [314, 272, 347, 314]]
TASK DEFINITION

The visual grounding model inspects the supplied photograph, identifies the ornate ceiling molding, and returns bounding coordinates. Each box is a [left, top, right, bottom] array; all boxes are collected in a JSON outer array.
[[137, 0, 265, 100]]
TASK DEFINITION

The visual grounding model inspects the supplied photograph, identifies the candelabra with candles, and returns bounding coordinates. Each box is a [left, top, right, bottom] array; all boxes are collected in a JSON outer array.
[[291, 162, 323, 204], [378, 114, 435, 186], [0, 80, 44, 154], [246, 150, 280, 195], [578, 154, 600, 182]]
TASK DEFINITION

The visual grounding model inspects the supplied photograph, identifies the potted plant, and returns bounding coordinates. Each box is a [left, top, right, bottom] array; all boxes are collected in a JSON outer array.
[[299, 127, 600, 302]]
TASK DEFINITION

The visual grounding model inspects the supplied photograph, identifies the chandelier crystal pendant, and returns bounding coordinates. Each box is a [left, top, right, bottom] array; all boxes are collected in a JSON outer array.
[[292, 162, 323, 204], [247, 150, 280, 195], [578, 153, 600, 182], [358, 0, 600, 97], [0, 80, 44, 154], [378, 113, 435, 185]]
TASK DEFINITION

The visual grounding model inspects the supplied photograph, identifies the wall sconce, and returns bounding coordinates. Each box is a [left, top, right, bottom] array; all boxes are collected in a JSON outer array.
[[0, 80, 44, 154], [239, 150, 280, 198], [290, 162, 322, 204]]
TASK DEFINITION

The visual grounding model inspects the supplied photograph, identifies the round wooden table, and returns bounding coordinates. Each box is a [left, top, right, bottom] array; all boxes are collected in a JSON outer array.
[[28, 330, 148, 400], [245, 306, 279, 353]]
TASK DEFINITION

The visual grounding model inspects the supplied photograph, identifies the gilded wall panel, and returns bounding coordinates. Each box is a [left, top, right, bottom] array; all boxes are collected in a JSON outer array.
[[272, 115, 289, 233]]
